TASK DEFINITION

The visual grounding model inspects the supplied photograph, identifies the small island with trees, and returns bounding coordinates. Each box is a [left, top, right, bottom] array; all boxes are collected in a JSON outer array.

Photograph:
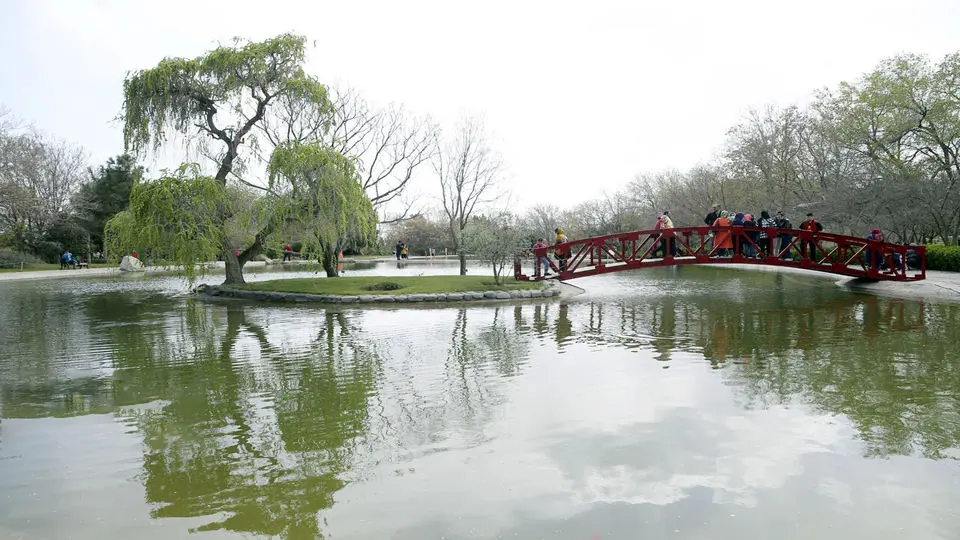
[[93, 33, 549, 303]]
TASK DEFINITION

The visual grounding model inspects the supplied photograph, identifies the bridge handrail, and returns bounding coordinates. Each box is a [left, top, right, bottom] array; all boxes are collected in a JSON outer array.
[[515, 226, 926, 282]]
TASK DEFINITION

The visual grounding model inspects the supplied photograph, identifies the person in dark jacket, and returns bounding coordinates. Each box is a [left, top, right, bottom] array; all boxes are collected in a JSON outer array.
[[743, 213, 758, 258], [704, 204, 720, 226], [732, 212, 745, 255], [775, 211, 793, 260], [704, 204, 721, 252], [757, 210, 776, 256]]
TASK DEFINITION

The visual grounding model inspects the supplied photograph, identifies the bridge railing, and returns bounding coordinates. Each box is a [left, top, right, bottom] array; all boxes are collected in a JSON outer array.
[[514, 226, 926, 282]]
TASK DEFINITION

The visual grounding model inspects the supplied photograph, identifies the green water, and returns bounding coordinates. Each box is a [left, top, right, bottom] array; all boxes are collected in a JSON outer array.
[[1, 262, 958, 539]]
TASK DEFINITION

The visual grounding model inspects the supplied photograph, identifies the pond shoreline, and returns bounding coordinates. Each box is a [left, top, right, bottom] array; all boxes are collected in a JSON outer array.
[[195, 280, 576, 305], [714, 263, 960, 303]]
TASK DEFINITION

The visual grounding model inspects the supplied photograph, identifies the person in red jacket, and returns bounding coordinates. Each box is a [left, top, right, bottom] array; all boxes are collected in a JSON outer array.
[[799, 212, 823, 259]]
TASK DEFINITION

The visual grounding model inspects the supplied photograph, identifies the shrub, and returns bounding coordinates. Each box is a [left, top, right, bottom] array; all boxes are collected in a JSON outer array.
[[0, 249, 45, 268], [925, 244, 960, 272], [364, 281, 404, 291]]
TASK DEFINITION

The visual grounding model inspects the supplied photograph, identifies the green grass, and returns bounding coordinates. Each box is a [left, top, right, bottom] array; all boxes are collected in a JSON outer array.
[[234, 275, 543, 295]]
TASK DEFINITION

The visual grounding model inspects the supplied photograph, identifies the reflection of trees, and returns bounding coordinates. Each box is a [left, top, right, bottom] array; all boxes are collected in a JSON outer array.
[[0, 292, 380, 539], [0, 290, 187, 418], [539, 290, 957, 460], [727, 300, 960, 460], [363, 306, 532, 459], [123, 305, 378, 538]]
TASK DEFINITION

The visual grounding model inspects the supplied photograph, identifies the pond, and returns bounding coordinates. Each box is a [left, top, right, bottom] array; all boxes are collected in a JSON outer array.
[[1, 261, 958, 539]]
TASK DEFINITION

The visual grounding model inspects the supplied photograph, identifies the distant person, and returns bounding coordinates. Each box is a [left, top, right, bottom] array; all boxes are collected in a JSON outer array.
[[865, 228, 884, 269], [906, 245, 922, 270], [554, 227, 569, 272], [532, 237, 551, 277], [731, 212, 745, 255], [757, 210, 776, 256], [743, 213, 757, 258], [799, 212, 823, 259], [704, 203, 721, 252], [712, 211, 733, 256], [654, 211, 677, 257], [60, 250, 76, 269], [774, 210, 793, 260], [400, 243, 409, 259], [704, 203, 721, 226], [395, 240, 402, 261], [282, 243, 294, 262]]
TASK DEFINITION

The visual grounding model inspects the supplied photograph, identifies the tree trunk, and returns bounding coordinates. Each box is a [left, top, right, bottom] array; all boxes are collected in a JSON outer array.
[[321, 243, 339, 277], [459, 252, 467, 275], [223, 250, 246, 285]]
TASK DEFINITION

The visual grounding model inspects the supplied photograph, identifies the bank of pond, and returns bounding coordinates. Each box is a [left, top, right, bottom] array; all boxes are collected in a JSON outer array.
[[197, 275, 560, 305]]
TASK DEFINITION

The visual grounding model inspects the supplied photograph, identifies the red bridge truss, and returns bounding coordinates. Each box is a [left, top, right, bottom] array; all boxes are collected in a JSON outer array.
[[515, 226, 926, 282]]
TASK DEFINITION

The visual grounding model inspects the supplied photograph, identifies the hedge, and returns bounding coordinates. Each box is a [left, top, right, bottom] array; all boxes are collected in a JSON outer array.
[[0, 249, 45, 268], [924, 244, 960, 272]]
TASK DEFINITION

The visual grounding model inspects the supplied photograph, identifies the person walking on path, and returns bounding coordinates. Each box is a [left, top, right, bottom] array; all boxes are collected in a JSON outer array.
[[395, 240, 402, 261]]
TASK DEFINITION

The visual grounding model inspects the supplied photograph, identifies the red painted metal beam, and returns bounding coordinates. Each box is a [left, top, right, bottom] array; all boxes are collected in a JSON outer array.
[[514, 226, 926, 283]]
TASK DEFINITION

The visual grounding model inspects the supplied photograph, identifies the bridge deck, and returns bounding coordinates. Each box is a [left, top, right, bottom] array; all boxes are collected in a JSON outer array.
[[516, 227, 926, 282]]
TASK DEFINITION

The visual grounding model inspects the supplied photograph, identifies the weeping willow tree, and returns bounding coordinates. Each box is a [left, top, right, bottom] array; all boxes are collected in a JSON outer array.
[[119, 33, 331, 284], [105, 165, 232, 283], [267, 142, 377, 277]]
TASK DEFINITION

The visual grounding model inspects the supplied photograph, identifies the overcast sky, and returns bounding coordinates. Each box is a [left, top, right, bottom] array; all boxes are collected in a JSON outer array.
[[3, 0, 959, 211]]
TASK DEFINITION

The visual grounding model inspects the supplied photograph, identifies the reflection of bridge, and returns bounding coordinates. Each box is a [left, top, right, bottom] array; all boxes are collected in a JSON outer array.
[[515, 227, 926, 282]]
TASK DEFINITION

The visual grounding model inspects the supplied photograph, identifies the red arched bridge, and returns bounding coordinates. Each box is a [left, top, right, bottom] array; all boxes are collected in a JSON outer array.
[[515, 226, 926, 282]]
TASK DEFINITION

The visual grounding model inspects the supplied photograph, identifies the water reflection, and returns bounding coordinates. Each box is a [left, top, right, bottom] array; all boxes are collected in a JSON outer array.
[[1, 267, 959, 539]]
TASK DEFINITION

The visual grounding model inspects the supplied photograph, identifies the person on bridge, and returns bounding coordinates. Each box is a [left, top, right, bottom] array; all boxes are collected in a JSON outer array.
[[654, 211, 677, 257], [731, 212, 745, 256], [758, 210, 777, 256], [865, 228, 885, 270], [774, 211, 793, 260], [533, 238, 551, 278], [711, 211, 733, 256], [743, 213, 758, 258], [704, 203, 721, 252], [554, 228, 569, 272], [704, 204, 721, 227], [800, 213, 824, 259]]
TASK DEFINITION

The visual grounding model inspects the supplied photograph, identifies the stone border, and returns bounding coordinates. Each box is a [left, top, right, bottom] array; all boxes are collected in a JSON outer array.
[[194, 281, 562, 305]]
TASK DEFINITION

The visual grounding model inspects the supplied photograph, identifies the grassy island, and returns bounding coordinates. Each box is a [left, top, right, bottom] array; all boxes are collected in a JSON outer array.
[[234, 275, 544, 296]]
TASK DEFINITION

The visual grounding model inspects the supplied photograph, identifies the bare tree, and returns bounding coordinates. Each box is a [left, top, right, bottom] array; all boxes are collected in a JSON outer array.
[[0, 130, 86, 250], [436, 118, 501, 275], [522, 204, 563, 241], [259, 85, 438, 223]]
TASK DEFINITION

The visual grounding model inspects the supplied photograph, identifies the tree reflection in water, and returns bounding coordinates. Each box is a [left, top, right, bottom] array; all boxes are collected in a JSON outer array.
[[539, 292, 958, 460], [2, 281, 960, 538]]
